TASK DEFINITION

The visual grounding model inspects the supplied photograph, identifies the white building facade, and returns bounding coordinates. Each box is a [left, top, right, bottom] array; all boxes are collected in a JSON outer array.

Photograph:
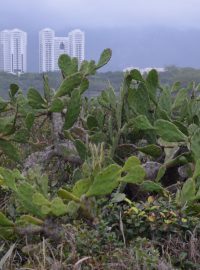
[[68, 29, 85, 65], [39, 28, 85, 72], [0, 29, 27, 74], [39, 28, 55, 73]]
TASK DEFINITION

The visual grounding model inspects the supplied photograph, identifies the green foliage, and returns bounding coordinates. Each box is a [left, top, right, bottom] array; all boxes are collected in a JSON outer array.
[[191, 128, 200, 161], [27, 88, 47, 109], [0, 212, 14, 239], [120, 156, 146, 184], [0, 140, 20, 162], [74, 139, 88, 161], [86, 164, 121, 197], [55, 73, 82, 98], [72, 178, 92, 198], [131, 115, 155, 130], [123, 195, 193, 238], [9, 83, 19, 98], [137, 144, 162, 158], [96, 48, 112, 69], [64, 88, 81, 129], [58, 54, 77, 77], [155, 119, 187, 142], [49, 98, 64, 112], [176, 159, 200, 207], [2, 48, 200, 270]]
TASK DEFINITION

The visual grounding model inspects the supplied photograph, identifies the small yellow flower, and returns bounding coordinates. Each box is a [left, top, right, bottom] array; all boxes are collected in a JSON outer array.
[[148, 196, 154, 204], [181, 218, 187, 223], [130, 206, 139, 214], [164, 219, 172, 224], [147, 213, 156, 222], [138, 211, 146, 217]]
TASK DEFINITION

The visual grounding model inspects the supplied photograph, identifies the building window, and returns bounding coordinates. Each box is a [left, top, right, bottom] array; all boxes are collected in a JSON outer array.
[[60, 42, 65, 50]]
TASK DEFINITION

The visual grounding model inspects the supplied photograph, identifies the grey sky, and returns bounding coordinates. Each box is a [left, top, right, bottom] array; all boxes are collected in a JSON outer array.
[[1, 0, 200, 30], [1, 0, 200, 72]]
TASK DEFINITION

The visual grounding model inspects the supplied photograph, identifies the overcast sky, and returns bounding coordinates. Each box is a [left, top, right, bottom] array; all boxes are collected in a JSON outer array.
[[0, 0, 200, 31], [1, 0, 200, 71]]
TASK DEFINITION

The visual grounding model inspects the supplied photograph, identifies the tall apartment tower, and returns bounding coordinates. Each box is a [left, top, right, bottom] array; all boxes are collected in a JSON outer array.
[[54, 37, 69, 71], [0, 29, 27, 74], [68, 29, 85, 64], [0, 30, 11, 72], [39, 28, 55, 72]]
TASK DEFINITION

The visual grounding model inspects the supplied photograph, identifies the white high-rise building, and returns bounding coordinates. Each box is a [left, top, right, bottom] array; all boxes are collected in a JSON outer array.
[[0, 30, 11, 72], [39, 28, 55, 72], [10, 29, 27, 74], [68, 29, 85, 64], [0, 29, 27, 74], [54, 37, 69, 71]]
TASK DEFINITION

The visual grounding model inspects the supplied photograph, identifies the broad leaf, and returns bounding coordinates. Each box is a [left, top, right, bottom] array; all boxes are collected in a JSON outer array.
[[87, 115, 99, 130], [74, 139, 87, 161], [19, 215, 43, 226], [138, 145, 162, 158], [27, 88, 47, 109], [86, 164, 121, 197], [0, 116, 15, 134], [193, 159, 200, 181], [121, 165, 145, 184], [179, 178, 196, 204], [49, 98, 64, 112], [141, 181, 163, 193], [66, 201, 80, 217], [0, 212, 14, 227], [173, 121, 188, 136], [158, 89, 172, 114], [96, 48, 112, 69], [0, 140, 20, 162], [72, 178, 92, 197], [155, 119, 187, 142], [122, 156, 141, 172], [32, 193, 50, 207], [128, 83, 151, 117], [58, 54, 73, 77], [55, 73, 82, 98], [51, 197, 68, 216], [155, 165, 166, 182], [64, 89, 81, 129], [111, 193, 126, 203], [172, 88, 187, 110], [17, 183, 43, 217], [191, 128, 200, 161], [0, 167, 18, 191], [9, 84, 19, 98], [132, 115, 155, 130], [146, 69, 159, 103], [130, 69, 144, 82], [58, 189, 81, 203], [43, 74, 51, 102], [79, 78, 89, 94], [25, 113, 35, 130]]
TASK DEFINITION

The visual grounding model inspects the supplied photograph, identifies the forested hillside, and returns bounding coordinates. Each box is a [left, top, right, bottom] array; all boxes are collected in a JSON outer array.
[[1, 66, 200, 99]]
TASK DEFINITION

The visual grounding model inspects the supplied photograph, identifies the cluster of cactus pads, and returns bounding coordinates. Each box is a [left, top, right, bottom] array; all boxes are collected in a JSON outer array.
[[1, 48, 200, 239]]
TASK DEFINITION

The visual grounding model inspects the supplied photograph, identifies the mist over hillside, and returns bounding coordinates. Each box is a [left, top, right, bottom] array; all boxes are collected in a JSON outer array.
[[27, 27, 200, 72]]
